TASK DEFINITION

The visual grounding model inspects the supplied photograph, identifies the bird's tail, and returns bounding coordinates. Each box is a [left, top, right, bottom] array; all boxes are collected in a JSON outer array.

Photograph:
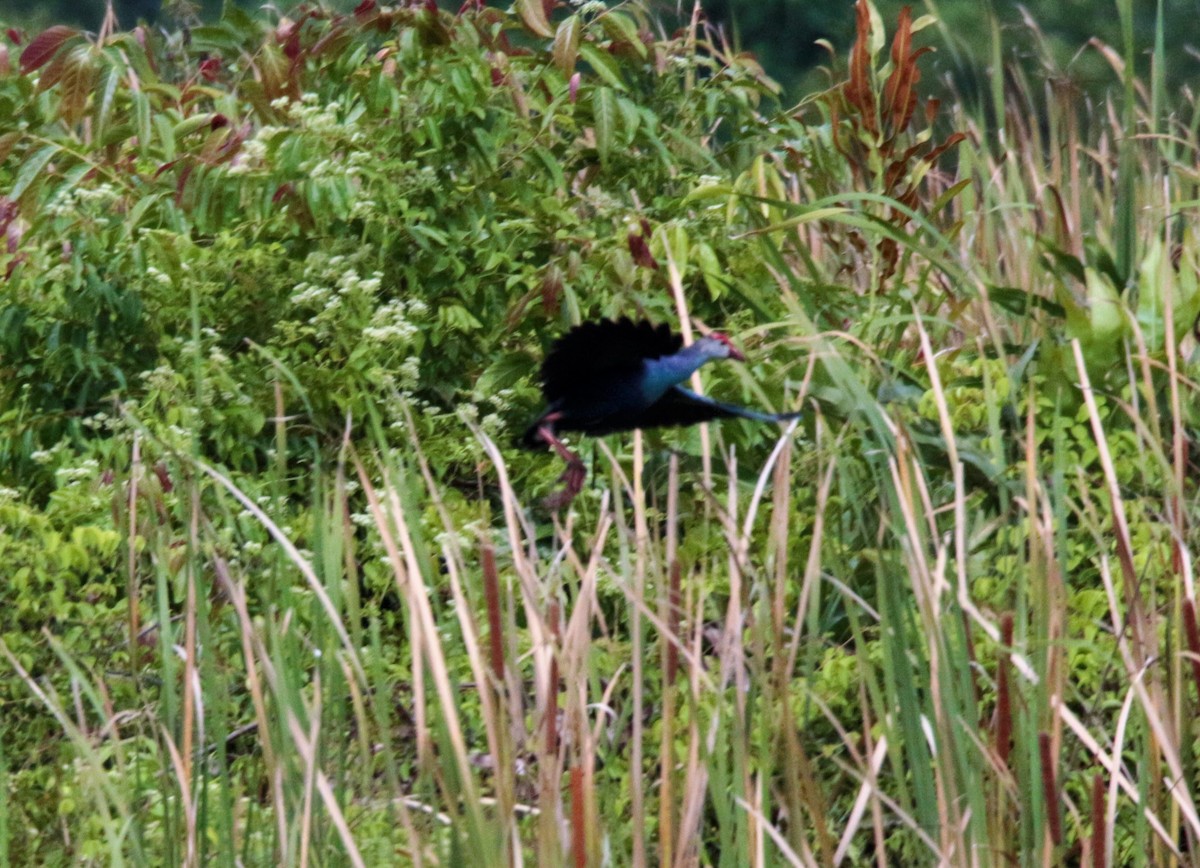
[[724, 405, 803, 424]]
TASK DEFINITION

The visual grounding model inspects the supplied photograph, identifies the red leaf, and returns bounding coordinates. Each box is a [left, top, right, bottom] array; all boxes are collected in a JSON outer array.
[[199, 56, 220, 81], [6, 29, 21, 45], [174, 162, 194, 206], [490, 67, 503, 86], [5, 253, 26, 280], [0, 197, 15, 230], [153, 462, 174, 493], [628, 231, 658, 270], [272, 183, 295, 205], [540, 265, 563, 315], [275, 18, 298, 44], [843, 1, 876, 135], [353, 0, 377, 17], [210, 113, 229, 130], [20, 25, 77, 74]]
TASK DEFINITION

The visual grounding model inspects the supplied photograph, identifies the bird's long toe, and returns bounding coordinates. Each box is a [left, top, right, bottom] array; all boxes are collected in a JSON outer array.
[[543, 459, 587, 509]]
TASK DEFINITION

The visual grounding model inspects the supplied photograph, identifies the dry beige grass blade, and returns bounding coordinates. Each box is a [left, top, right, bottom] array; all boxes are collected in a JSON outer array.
[[193, 457, 369, 687], [352, 456, 485, 824], [283, 686, 367, 868], [1073, 339, 1200, 843], [631, 429, 648, 867]]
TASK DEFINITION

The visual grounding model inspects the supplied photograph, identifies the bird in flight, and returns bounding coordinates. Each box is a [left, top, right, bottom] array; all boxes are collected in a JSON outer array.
[[522, 317, 800, 507]]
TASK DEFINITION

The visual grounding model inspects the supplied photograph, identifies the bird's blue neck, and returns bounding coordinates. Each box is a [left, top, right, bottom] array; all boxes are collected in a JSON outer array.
[[642, 343, 714, 399]]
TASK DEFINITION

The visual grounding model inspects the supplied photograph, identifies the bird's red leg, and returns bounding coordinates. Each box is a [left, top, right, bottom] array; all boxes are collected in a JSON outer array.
[[536, 416, 586, 508]]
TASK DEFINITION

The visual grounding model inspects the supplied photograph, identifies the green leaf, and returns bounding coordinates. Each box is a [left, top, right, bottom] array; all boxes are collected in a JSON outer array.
[[516, 0, 554, 39], [988, 286, 1065, 318], [173, 113, 222, 139], [552, 15, 582, 75], [12, 144, 60, 201], [578, 43, 627, 91], [592, 86, 616, 163], [599, 11, 646, 58], [94, 64, 121, 140]]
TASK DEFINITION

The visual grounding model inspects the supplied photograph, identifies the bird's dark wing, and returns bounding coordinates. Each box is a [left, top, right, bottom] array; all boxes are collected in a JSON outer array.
[[540, 317, 682, 404], [631, 386, 802, 431]]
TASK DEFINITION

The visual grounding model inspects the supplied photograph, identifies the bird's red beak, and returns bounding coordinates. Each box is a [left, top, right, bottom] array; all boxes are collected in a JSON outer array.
[[712, 332, 745, 361]]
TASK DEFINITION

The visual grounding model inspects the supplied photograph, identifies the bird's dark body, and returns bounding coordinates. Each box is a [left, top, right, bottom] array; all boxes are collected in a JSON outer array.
[[522, 317, 798, 445], [522, 317, 799, 506]]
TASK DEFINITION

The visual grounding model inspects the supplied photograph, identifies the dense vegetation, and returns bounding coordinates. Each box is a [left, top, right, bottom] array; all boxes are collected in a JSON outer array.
[[1, 0, 1199, 864], [12, 0, 1200, 104]]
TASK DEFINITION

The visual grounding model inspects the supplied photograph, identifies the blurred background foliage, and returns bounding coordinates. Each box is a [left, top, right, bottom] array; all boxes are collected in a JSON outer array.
[[2, 0, 1197, 102]]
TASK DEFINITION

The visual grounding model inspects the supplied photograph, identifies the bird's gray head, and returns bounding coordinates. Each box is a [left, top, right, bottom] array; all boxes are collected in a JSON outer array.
[[694, 332, 746, 362]]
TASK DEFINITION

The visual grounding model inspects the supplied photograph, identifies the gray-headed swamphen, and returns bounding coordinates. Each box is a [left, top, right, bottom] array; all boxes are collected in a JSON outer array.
[[522, 317, 800, 507]]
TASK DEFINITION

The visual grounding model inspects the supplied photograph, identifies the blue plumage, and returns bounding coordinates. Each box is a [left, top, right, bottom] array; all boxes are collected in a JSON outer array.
[[523, 317, 799, 507]]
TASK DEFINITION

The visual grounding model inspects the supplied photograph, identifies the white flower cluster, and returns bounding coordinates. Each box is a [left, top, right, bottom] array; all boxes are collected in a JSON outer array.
[[397, 355, 421, 387], [288, 252, 383, 329], [140, 364, 184, 394], [228, 135, 272, 176], [80, 412, 120, 432], [362, 298, 420, 342], [287, 92, 343, 133], [54, 458, 100, 487], [145, 266, 173, 287], [44, 182, 122, 220]]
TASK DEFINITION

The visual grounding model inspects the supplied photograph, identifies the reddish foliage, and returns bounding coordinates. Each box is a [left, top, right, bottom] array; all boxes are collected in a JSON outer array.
[[174, 163, 194, 206], [272, 183, 296, 206], [826, 1, 966, 292], [994, 613, 1013, 767], [570, 766, 586, 868], [1, 197, 21, 254], [481, 544, 505, 682], [540, 265, 563, 316], [19, 25, 76, 74], [1039, 732, 1062, 845], [1090, 774, 1106, 868], [153, 462, 174, 493], [628, 230, 658, 270], [4, 254, 25, 280], [843, 1, 875, 137], [1183, 599, 1200, 703], [198, 56, 220, 81], [6, 29, 21, 45]]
